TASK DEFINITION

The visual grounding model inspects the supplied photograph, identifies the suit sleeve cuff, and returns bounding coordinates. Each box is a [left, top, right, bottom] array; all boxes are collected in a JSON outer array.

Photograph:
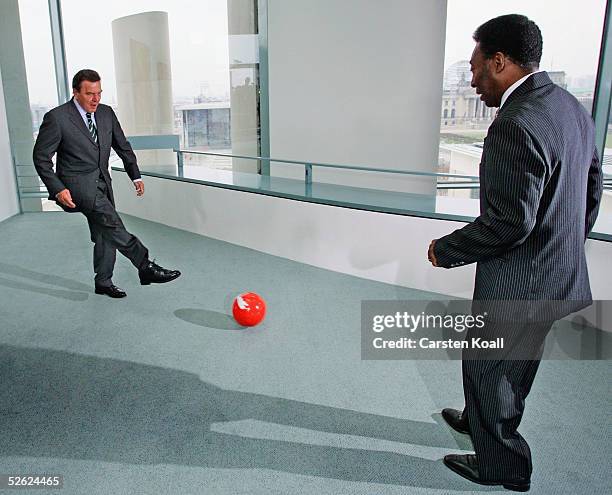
[[433, 237, 465, 269]]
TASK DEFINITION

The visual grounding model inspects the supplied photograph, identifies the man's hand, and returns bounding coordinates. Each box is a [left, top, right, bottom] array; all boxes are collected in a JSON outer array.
[[428, 239, 439, 267], [134, 180, 145, 196], [55, 188, 76, 208]]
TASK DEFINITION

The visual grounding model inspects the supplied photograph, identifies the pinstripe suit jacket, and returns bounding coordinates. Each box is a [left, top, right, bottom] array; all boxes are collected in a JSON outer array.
[[33, 99, 140, 213], [434, 72, 603, 318]]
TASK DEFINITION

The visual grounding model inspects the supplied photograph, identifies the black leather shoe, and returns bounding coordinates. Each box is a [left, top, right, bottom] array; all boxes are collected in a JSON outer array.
[[442, 408, 470, 435], [444, 454, 530, 492], [95, 284, 127, 298], [139, 260, 181, 285]]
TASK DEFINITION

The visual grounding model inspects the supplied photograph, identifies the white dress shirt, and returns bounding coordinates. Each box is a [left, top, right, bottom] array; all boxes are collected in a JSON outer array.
[[499, 69, 544, 109], [73, 98, 97, 128]]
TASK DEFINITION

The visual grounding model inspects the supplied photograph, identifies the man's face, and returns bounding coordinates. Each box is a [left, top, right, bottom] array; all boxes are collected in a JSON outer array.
[[470, 43, 501, 108], [73, 80, 102, 113]]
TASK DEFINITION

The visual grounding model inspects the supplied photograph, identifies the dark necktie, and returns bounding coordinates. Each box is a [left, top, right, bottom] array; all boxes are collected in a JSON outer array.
[[86, 112, 98, 143]]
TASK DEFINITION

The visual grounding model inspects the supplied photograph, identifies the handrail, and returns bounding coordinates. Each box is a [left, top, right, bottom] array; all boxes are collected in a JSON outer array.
[[177, 149, 480, 180]]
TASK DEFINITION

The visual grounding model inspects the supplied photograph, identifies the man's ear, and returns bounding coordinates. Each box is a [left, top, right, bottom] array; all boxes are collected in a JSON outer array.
[[492, 52, 506, 74]]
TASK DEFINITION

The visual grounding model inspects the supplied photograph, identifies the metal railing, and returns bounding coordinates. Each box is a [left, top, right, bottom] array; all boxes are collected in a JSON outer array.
[[24, 145, 612, 198], [175, 149, 481, 185], [24, 134, 612, 203]]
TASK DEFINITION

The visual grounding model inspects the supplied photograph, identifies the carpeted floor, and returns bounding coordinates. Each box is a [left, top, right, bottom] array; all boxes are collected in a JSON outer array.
[[0, 212, 610, 494]]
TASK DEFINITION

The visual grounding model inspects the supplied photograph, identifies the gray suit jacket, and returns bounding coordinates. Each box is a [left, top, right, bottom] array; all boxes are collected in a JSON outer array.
[[434, 72, 603, 318], [33, 99, 140, 213]]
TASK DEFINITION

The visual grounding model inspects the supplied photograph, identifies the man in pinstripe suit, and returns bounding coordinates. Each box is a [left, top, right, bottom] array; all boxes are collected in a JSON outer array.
[[428, 15, 603, 491]]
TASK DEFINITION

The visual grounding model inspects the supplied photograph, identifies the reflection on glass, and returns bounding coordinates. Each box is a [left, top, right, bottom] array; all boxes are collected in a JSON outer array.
[[227, 0, 261, 173]]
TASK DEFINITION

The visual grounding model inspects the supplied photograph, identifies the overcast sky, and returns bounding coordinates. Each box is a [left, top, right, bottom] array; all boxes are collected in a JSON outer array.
[[18, 0, 608, 107], [445, 0, 606, 74]]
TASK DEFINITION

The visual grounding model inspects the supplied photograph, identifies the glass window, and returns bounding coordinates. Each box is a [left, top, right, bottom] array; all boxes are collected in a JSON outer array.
[[18, 0, 60, 211], [60, 0, 259, 171], [18, 0, 59, 139], [593, 109, 612, 235], [439, 0, 608, 200]]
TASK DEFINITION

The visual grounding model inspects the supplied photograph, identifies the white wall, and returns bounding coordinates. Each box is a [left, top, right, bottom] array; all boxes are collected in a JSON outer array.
[[113, 175, 612, 301], [0, 63, 20, 222], [267, 0, 447, 195]]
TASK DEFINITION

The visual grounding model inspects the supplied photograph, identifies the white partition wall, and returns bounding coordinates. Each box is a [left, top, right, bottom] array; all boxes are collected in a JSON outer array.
[[267, 0, 447, 195], [0, 57, 20, 222], [114, 176, 612, 301]]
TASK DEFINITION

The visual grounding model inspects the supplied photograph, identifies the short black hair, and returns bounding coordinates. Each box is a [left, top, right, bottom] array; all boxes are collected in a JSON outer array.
[[72, 69, 101, 91], [473, 14, 542, 69]]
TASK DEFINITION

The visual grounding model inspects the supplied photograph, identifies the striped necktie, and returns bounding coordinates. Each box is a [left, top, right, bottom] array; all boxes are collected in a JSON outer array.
[[86, 112, 98, 143]]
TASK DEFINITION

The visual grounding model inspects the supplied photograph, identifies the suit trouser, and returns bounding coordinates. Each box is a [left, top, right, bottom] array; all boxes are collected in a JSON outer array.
[[84, 178, 148, 287], [461, 318, 554, 481]]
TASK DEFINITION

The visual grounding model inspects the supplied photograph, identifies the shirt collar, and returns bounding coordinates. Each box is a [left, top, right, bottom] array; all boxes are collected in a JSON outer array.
[[73, 97, 87, 116], [499, 69, 544, 109]]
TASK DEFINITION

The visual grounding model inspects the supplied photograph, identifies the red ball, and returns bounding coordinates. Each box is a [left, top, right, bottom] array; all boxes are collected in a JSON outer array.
[[232, 292, 266, 327]]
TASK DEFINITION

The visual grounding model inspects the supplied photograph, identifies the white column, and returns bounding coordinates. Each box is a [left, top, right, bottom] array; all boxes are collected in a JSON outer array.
[[268, 0, 447, 196], [0, 62, 20, 221], [112, 11, 174, 167]]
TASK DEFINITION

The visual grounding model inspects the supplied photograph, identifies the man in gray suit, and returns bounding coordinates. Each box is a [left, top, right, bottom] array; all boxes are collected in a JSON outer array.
[[428, 15, 603, 491], [34, 69, 181, 298]]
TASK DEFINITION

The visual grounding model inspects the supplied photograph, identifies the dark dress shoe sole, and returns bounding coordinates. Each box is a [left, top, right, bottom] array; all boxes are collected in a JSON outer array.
[[441, 408, 470, 435], [443, 457, 530, 492], [140, 271, 181, 286]]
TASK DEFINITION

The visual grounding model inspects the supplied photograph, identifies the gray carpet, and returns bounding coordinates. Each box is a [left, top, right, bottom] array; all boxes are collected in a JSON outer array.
[[0, 212, 609, 494]]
